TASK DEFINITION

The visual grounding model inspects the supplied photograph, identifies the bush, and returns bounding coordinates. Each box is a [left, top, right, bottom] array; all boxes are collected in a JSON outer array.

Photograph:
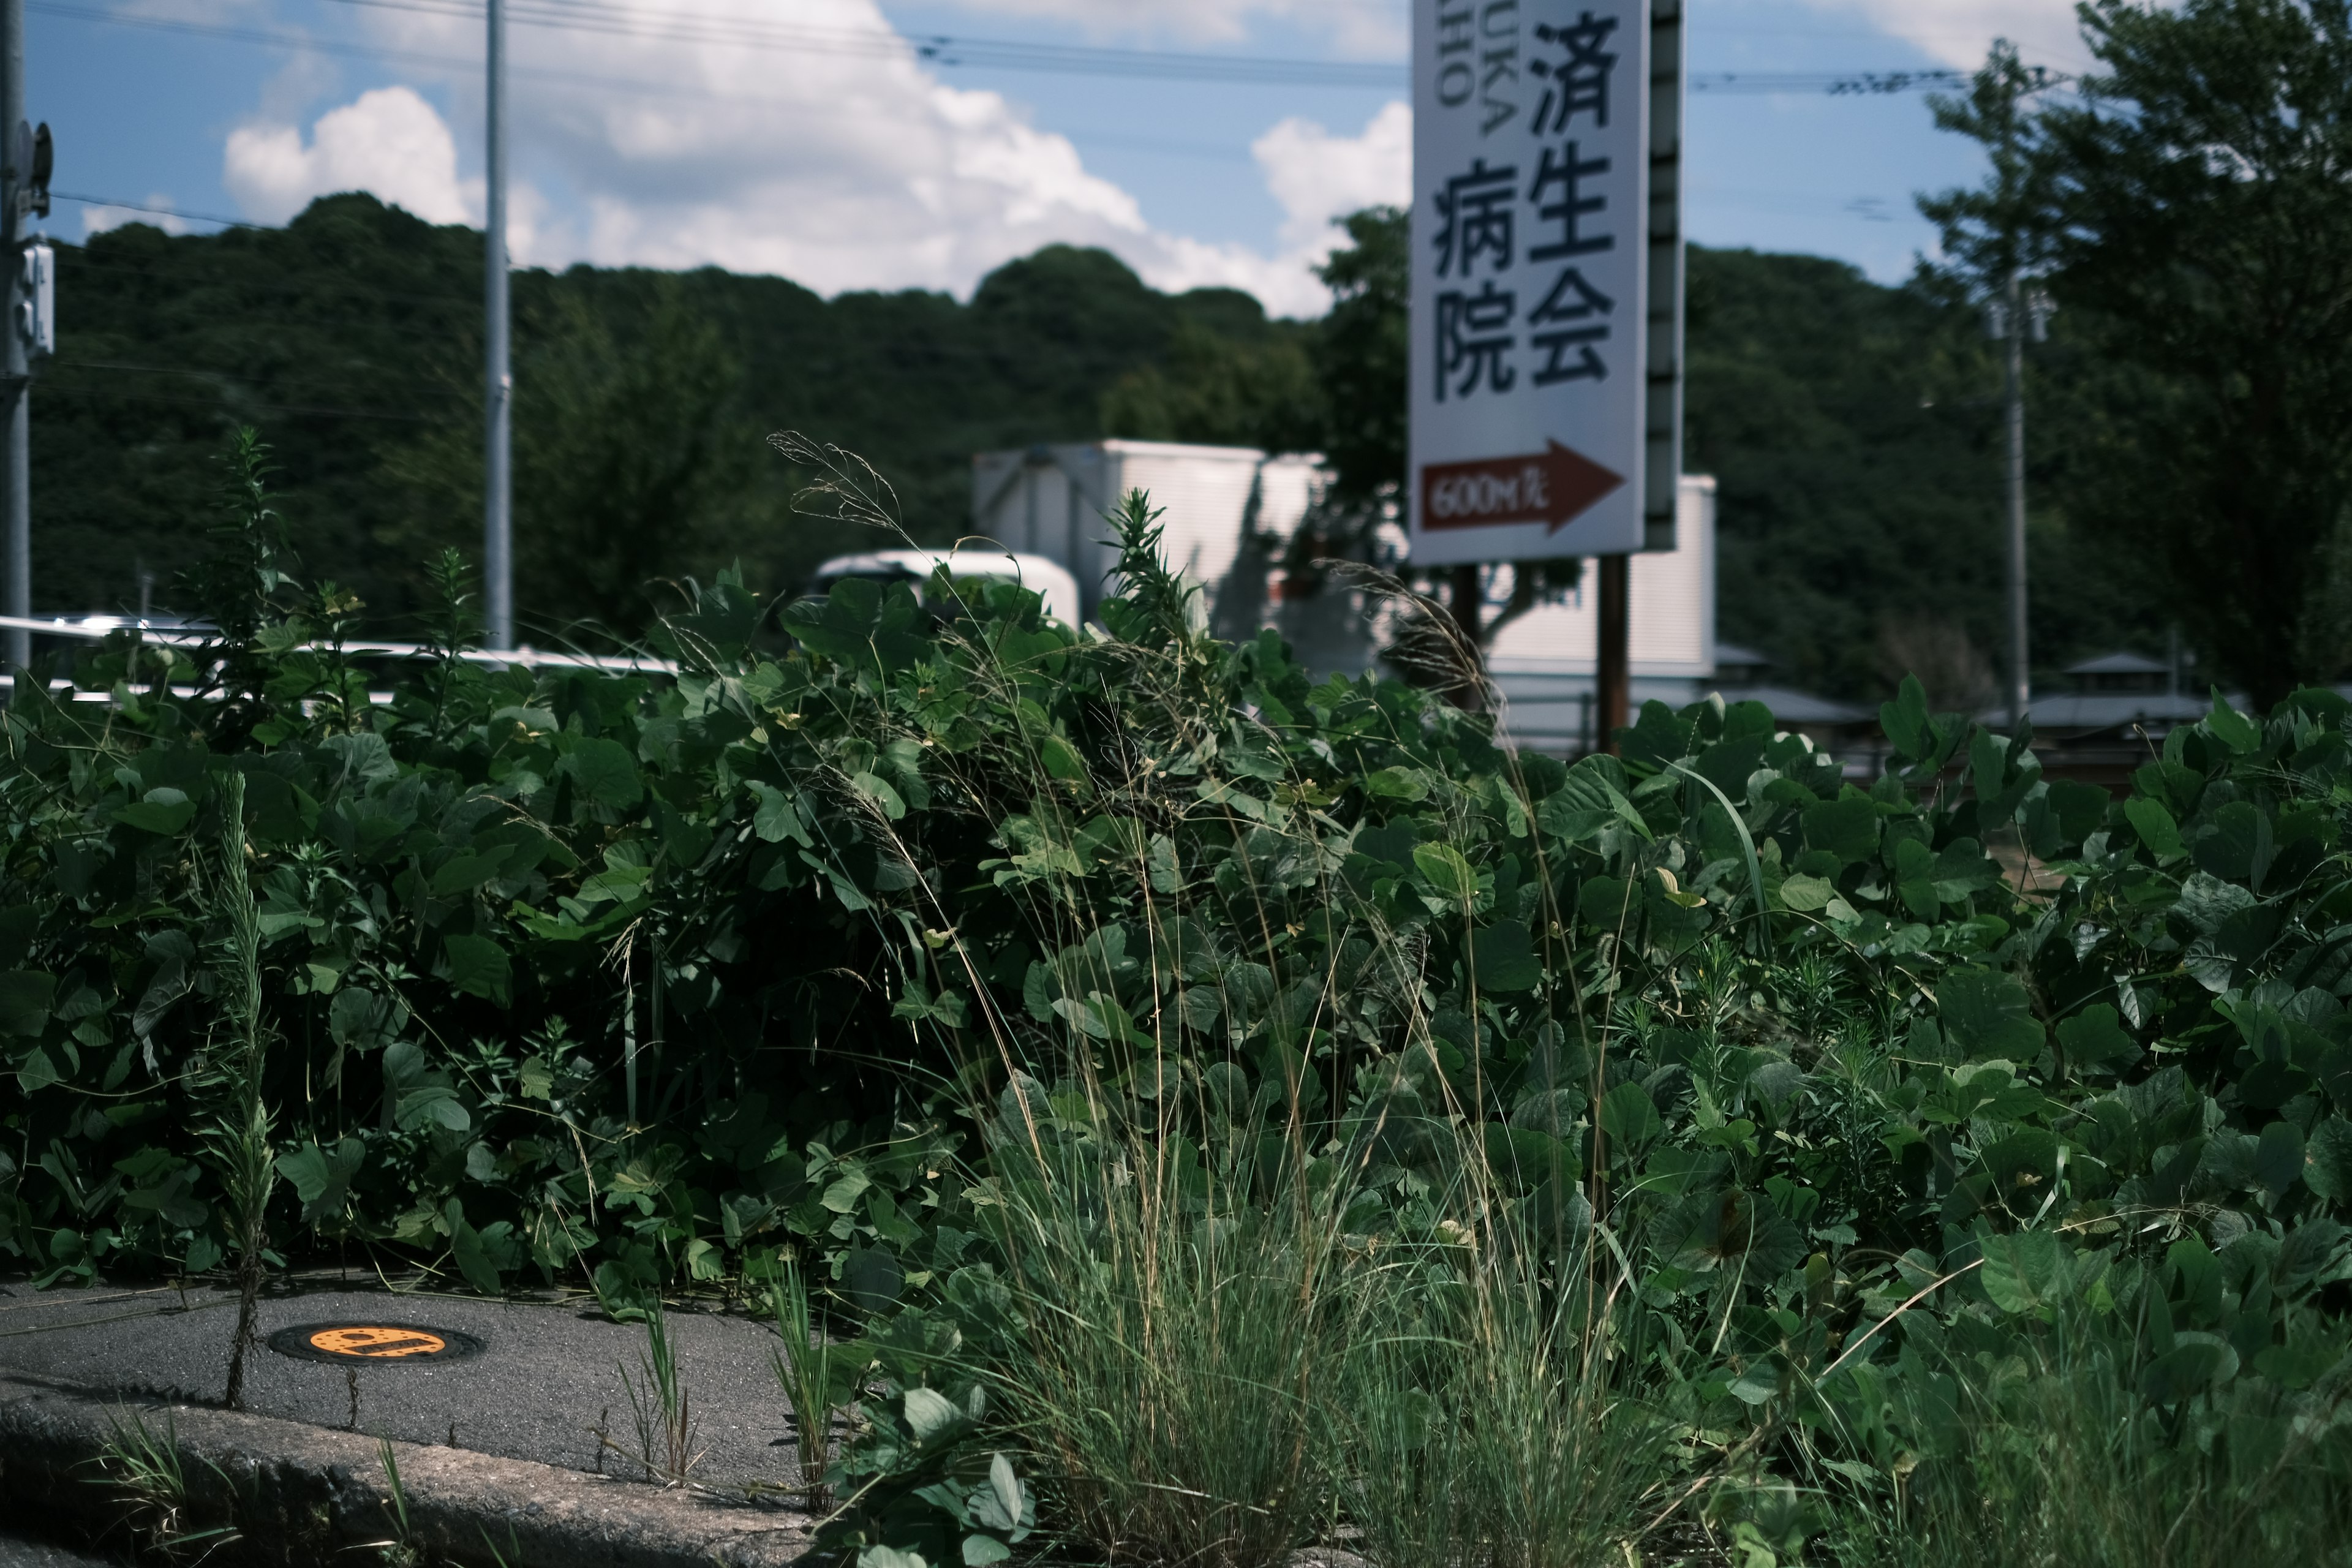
[[9, 432, 2352, 1560]]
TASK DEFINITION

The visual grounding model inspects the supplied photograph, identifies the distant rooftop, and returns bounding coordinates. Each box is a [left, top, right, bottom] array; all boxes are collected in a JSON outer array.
[[2064, 650, 2170, 677]]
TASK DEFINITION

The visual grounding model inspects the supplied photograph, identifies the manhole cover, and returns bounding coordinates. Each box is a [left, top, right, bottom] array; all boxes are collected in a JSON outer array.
[[268, 1322, 484, 1364]]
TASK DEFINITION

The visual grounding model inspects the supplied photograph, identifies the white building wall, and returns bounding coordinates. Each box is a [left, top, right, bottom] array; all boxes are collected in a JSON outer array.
[[1482, 477, 1717, 679], [971, 440, 1324, 624]]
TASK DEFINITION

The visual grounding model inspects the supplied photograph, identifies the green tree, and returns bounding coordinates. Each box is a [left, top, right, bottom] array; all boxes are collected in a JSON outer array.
[[1308, 206, 1410, 513], [1924, 1, 2352, 706], [383, 276, 758, 639], [1098, 319, 1319, 451]]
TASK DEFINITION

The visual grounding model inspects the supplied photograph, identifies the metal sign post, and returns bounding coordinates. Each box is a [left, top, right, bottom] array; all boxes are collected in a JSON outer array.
[[2, 0, 25, 683], [483, 0, 513, 652], [1409, 0, 1681, 747]]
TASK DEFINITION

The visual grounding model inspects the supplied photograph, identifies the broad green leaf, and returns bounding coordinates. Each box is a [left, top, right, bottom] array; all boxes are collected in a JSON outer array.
[[820, 1167, 872, 1213], [0, 970, 55, 1037], [1979, 1229, 2064, 1314], [276, 1137, 364, 1223], [2196, 801, 2275, 889], [1620, 700, 1696, 768], [2125, 797, 2184, 861], [987, 1451, 1025, 1533], [445, 1199, 507, 1295], [1599, 1080, 1662, 1153], [1879, 673, 1933, 757], [1469, 921, 1541, 992], [748, 780, 812, 845], [1539, 763, 1651, 843], [785, 576, 931, 672], [557, 738, 645, 814], [395, 1085, 470, 1133], [2256, 1120, 2305, 1200], [1038, 735, 1084, 783], [2256, 1341, 2344, 1390], [1363, 766, 1428, 802], [429, 845, 514, 897], [2304, 1118, 2352, 1202], [1939, 967, 2043, 1061], [113, 787, 196, 836], [2206, 688, 2260, 754], [2143, 1333, 2238, 1403], [1412, 843, 1479, 905], [2056, 1004, 2140, 1071], [1801, 793, 1879, 864], [900, 1385, 967, 1444], [1777, 873, 1836, 913], [850, 771, 908, 821], [441, 935, 512, 1002], [842, 1245, 905, 1313]]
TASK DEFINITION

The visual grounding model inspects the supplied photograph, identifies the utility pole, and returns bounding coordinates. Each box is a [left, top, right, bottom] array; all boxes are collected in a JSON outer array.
[[2001, 267, 2027, 728], [2, 0, 26, 683], [1597, 555, 1629, 752], [483, 0, 513, 652]]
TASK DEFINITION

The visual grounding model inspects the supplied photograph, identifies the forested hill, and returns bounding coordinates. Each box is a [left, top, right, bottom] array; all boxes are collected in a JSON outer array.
[[41, 194, 2155, 697], [42, 194, 1297, 640]]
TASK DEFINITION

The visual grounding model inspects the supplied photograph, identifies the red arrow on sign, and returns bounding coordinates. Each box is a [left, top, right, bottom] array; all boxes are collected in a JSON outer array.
[[1419, 440, 1626, 534]]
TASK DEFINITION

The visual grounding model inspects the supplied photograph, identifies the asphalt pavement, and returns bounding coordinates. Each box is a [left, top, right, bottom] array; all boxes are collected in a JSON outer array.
[[0, 1533, 127, 1567], [0, 1274, 804, 1496]]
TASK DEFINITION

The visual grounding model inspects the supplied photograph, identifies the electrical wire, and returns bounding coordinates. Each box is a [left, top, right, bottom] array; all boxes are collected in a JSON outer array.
[[52, 190, 259, 230], [37, 0, 2013, 96]]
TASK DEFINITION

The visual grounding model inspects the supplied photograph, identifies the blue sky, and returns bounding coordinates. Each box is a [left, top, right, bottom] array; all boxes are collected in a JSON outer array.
[[42, 0, 2098, 311]]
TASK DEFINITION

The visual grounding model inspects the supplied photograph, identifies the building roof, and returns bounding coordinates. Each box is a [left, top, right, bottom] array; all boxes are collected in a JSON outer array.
[[1978, 691, 2220, 732], [2064, 650, 2171, 677]]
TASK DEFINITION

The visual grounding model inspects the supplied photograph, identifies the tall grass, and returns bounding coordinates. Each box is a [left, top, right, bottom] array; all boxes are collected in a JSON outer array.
[[1327, 1234, 1670, 1568], [772, 1259, 850, 1510], [982, 1133, 1344, 1568], [1864, 1332, 2352, 1568], [778, 470, 1684, 1566]]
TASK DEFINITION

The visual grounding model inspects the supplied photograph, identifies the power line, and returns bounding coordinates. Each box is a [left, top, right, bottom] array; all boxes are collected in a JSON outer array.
[[38, 0, 2000, 97], [53, 191, 258, 230], [324, 0, 1407, 85]]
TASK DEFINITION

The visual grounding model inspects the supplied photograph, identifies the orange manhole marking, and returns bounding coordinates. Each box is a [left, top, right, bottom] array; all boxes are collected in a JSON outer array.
[[307, 1325, 450, 1359]]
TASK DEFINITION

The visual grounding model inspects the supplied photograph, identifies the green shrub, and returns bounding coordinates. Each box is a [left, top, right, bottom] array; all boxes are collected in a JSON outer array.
[[10, 429, 2352, 1560]]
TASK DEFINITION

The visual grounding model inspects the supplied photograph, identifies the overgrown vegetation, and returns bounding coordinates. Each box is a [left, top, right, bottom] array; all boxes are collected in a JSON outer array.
[[10, 434, 2352, 1561]]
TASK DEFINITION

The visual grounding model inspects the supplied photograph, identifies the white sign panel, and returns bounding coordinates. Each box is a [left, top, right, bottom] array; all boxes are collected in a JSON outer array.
[[1408, 1, 1650, 565]]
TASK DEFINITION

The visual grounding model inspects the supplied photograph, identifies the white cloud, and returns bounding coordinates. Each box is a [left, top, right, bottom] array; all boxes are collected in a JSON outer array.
[[81, 194, 191, 239], [1254, 99, 1411, 253], [224, 85, 473, 227], [250, 0, 1402, 315], [1788, 0, 2094, 70]]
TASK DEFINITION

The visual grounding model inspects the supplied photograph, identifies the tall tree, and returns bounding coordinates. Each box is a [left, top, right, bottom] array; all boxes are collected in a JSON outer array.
[[1924, 1, 2352, 706]]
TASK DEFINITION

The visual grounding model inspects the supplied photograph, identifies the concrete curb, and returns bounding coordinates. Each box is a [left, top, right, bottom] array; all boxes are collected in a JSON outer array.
[[0, 1365, 818, 1566]]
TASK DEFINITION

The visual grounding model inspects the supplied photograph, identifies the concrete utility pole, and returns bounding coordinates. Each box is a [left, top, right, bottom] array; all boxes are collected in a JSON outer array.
[[2001, 268, 2028, 729], [483, 0, 513, 651], [2, 0, 26, 682]]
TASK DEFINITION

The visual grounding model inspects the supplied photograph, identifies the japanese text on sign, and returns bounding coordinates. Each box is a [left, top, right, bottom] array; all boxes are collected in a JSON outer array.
[[1411, 2, 1650, 564]]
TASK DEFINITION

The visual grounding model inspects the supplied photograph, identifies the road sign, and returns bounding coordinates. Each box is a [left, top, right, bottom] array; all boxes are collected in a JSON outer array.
[[1409, 1, 1678, 566]]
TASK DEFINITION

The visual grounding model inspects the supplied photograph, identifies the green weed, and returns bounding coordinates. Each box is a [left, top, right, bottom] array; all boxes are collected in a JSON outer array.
[[85, 1406, 238, 1561], [770, 1258, 853, 1510], [608, 1301, 702, 1487]]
